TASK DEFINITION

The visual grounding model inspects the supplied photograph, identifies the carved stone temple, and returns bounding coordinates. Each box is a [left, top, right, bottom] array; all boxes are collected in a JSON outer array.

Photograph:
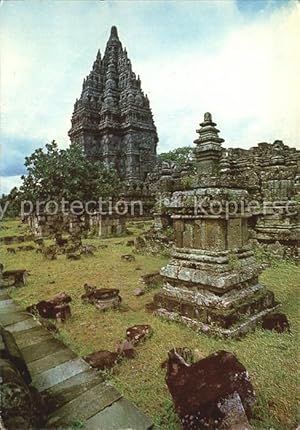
[[152, 113, 280, 338], [69, 26, 158, 185]]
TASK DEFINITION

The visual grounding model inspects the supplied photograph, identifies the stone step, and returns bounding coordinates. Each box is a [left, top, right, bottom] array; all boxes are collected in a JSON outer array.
[[0, 311, 31, 327], [13, 326, 53, 349], [46, 382, 122, 427], [0, 289, 11, 300], [0, 295, 154, 429], [21, 338, 67, 363], [32, 357, 90, 392], [28, 347, 77, 377], [84, 397, 154, 430], [44, 368, 104, 413], [0, 303, 23, 313], [0, 299, 14, 307], [5, 318, 40, 333]]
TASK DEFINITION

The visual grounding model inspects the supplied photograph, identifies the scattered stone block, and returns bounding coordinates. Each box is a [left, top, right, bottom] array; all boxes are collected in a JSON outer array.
[[54, 304, 72, 323], [66, 253, 81, 260], [133, 288, 145, 297], [18, 245, 35, 251], [6, 248, 16, 254], [126, 324, 153, 346], [2, 269, 27, 287], [121, 254, 136, 262], [161, 347, 195, 369], [1, 234, 34, 245], [84, 350, 120, 370], [94, 301, 116, 312], [81, 286, 122, 311], [42, 246, 57, 260], [80, 246, 95, 257], [140, 271, 162, 290], [27, 292, 72, 322], [262, 312, 290, 333], [218, 392, 253, 430], [116, 340, 136, 359], [144, 302, 158, 313], [83, 283, 95, 295], [34, 301, 55, 319], [49, 292, 72, 306], [165, 349, 255, 430], [134, 235, 146, 251], [84, 244, 97, 252]]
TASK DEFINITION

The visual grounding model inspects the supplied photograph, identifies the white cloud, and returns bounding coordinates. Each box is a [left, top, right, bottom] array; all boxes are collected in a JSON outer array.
[[138, 2, 300, 151]]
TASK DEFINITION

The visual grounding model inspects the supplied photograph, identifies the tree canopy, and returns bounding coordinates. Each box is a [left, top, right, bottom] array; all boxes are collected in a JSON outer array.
[[19, 141, 120, 205], [157, 146, 194, 167]]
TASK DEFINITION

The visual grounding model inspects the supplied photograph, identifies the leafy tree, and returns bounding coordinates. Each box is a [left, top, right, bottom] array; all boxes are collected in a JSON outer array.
[[20, 141, 120, 204], [158, 146, 194, 167], [18, 141, 121, 238], [0, 187, 20, 219]]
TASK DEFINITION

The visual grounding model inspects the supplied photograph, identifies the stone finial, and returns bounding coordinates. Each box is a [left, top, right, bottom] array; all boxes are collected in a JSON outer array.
[[193, 113, 224, 175], [110, 26, 119, 40], [204, 112, 212, 122], [194, 112, 224, 146]]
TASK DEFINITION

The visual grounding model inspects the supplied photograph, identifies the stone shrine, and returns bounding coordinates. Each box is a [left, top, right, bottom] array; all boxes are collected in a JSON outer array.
[[152, 113, 280, 338], [69, 26, 158, 186], [145, 122, 299, 258]]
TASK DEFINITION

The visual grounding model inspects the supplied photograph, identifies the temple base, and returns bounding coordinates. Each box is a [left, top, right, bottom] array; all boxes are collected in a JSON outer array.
[[155, 304, 280, 339], [153, 281, 280, 338]]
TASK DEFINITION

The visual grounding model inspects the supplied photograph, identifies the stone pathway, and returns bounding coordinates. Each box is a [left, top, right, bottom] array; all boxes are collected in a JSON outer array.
[[0, 289, 153, 429]]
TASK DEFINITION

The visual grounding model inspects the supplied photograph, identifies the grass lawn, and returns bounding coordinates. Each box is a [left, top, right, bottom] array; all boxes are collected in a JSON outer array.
[[0, 219, 299, 429]]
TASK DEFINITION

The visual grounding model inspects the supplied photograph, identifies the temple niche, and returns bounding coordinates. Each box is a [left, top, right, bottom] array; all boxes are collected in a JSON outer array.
[[69, 26, 158, 186]]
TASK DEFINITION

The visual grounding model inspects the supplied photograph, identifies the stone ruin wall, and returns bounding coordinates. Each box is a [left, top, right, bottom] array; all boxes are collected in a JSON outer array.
[[148, 138, 299, 259], [26, 212, 127, 239]]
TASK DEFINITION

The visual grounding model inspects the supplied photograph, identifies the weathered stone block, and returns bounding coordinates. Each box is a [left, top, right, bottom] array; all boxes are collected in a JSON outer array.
[[227, 218, 242, 249], [165, 349, 255, 430]]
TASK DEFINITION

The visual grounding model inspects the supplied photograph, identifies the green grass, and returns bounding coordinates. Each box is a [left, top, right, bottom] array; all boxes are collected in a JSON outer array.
[[0, 219, 299, 429], [0, 218, 31, 238]]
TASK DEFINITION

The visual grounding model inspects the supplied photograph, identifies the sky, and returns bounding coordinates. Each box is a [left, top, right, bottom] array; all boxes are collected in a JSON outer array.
[[1, 0, 299, 194]]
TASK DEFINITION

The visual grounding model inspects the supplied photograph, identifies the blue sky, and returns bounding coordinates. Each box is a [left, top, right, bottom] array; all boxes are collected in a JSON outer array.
[[1, 0, 299, 194]]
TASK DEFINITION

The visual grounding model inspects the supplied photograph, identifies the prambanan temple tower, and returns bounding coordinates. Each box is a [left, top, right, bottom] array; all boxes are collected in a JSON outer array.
[[69, 26, 158, 185]]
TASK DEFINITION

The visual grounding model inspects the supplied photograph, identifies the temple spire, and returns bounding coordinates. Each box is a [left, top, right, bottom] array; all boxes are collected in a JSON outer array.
[[69, 26, 158, 184], [110, 26, 119, 40]]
